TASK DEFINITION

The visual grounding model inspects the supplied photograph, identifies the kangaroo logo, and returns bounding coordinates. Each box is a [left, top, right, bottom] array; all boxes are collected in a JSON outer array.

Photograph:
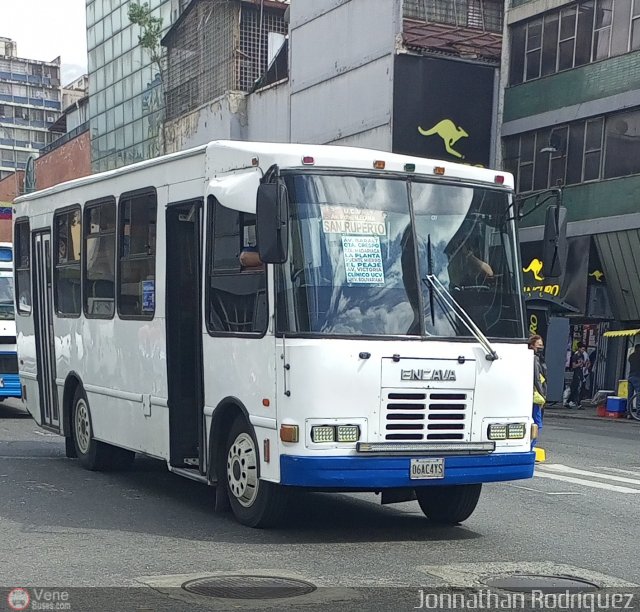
[[418, 119, 469, 159], [589, 269, 604, 282], [523, 258, 544, 281]]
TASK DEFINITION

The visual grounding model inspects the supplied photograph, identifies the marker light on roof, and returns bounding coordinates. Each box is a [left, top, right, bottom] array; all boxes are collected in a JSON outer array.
[[495, 175, 505, 184], [251, 157, 259, 166], [302, 156, 315, 165], [373, 160, 386, 170], [434, 166, 445, 175], [404, 163, 416, 172]]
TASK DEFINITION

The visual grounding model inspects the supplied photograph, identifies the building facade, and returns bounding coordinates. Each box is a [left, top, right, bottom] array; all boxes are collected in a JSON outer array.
[[0, 37, 62, 180], [498, 0, 640, 394], [86, 0, 182, 172]]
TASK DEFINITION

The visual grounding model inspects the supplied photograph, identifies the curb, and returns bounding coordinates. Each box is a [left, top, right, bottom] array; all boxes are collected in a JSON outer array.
[[544, 410, 639, 424]]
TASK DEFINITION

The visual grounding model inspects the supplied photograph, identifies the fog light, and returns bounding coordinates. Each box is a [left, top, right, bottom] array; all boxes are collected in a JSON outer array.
[[336, 425, 360, 443], [488, 424, 507, 440], [311, 426, 335, 443], [508, 423, 526, 439]]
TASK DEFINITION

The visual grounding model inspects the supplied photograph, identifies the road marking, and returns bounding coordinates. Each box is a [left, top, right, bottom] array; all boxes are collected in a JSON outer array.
[[534, 470, 640, 493], [508, 483, 584, 496], [594, 466, 640, 476], [540, 463, 640, 486]]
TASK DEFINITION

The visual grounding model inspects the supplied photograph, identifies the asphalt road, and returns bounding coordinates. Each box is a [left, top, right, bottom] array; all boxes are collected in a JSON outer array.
[[1, 400, 639, 611]]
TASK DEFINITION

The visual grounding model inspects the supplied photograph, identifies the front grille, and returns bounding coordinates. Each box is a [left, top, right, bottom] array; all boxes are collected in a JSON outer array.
[[383, 390, 470, 441], [0, 353, 18, 374]]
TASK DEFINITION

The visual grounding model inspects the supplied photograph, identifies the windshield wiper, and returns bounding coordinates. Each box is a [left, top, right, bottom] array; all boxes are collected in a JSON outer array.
[[421, 274, 499, 361], [426, 235, 435, 326]]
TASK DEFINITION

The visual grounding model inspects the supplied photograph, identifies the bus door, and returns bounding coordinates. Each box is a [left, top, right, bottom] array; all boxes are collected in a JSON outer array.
[[166, 200, 205, 471], [33, 231, 59, 429]]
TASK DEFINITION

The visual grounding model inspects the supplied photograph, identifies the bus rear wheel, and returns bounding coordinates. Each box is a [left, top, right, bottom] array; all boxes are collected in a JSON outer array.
[[223, 416, 287, 528], [72, 387, 134, 471], [415, 484, 482, 524]]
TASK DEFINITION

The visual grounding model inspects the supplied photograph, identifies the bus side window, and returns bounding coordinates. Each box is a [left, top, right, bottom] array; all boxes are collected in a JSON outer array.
[[84, 199, 116, 318], [118, 190, 156, 319], [15, 220, 31, 315], [206, 200, 267, 335], [54, 207, 82, 317]]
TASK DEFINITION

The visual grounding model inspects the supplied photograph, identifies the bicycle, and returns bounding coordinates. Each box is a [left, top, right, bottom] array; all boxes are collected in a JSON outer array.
[[626, 390, 640, 421]]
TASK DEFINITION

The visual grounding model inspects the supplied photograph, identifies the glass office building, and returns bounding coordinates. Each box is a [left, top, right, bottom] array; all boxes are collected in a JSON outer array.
[[86, 0, 178, 173]]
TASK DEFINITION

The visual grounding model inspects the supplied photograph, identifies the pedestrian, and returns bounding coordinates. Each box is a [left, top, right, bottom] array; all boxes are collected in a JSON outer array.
[[529, 335, 546, 447], [567, 342, 587, 409], [628, 344, 640, 412]]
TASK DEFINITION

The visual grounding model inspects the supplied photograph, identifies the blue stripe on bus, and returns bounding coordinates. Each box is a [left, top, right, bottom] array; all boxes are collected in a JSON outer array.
[[0, 374, 21, 398], [279, 451, 535, 488]]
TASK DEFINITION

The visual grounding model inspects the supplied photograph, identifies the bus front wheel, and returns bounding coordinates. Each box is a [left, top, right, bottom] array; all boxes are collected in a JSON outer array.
[[72, 387, 134, 471], [415, 484, 482, 524], [223, 416, 287, 528]]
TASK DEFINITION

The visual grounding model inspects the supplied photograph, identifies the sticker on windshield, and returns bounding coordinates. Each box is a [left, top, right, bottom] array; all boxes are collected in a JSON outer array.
[[342, 235, 385, 285], [321, 206, 386, 236]]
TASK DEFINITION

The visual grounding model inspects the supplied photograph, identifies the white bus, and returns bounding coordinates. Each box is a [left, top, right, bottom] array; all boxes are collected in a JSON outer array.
[[0, 242, 21, 401], [14, 140, 547, 527]]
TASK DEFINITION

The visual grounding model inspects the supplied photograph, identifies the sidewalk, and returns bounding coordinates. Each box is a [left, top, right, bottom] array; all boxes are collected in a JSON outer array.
[[544, 402, 640, 423]]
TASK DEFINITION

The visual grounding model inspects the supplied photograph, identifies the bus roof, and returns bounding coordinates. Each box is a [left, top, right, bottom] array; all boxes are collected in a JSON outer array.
[[14, 140, 514, 205]]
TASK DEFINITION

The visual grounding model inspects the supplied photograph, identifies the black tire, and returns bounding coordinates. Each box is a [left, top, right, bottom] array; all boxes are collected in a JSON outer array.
[[71, 386, 135, 471], [415, 484, 482, 524], [628, 393, 640, 421], [223, 415, 288, 528]]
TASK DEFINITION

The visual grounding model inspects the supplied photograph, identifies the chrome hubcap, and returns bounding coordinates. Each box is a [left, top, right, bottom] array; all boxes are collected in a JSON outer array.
[[226, 432, 258, 507], [74, 398, 91, 454]]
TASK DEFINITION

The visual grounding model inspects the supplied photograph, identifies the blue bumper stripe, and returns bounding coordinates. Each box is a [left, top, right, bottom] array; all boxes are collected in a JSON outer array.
[[280, 451, 535, 488], [0, 374, 21, 398]]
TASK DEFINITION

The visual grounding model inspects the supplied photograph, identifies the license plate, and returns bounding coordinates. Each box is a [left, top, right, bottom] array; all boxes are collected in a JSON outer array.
[[410, 458, 444, 480]]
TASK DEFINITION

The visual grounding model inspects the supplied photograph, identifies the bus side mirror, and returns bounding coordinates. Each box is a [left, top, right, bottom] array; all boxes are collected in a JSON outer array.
[[542, 205, 567, 278], [256, 181, 289, 264]]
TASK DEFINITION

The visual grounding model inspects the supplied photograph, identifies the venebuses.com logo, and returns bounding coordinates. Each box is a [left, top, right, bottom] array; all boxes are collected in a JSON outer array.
[[7, 588, 30, 611]]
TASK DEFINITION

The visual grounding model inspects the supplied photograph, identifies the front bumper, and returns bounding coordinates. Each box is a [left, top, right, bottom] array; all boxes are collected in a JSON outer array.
[[280, 451, 535, 488]]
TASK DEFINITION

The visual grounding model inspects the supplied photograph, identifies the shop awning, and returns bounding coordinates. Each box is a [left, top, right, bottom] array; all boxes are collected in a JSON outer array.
[[603, 329, 640, 338]]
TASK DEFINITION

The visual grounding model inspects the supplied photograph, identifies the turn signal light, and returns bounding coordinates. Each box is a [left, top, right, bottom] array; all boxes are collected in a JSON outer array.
[[280, 424, 299, 443]]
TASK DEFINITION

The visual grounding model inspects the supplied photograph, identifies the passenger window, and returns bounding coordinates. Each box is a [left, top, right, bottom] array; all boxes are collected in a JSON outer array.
[[84, 199, 116, 318], [54, 208, 82, 317], [118, 190, 156, 318], [206, 199, 267, 335], [14, 220, 31, 315]]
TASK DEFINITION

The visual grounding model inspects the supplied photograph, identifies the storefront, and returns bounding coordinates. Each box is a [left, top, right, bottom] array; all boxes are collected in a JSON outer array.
[[520, 236, 615, 403]]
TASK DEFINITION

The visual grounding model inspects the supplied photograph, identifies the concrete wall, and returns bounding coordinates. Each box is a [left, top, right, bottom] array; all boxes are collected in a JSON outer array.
[[288, 0, 401, 149], [246, 80, 290, 143], [164, 93, 248, 154], [35, 131, 91, 191]]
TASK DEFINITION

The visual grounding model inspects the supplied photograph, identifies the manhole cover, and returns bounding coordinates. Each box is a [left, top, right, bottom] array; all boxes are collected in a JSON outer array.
[[485, 574, 599, 594], [182, 575, 317, 599]]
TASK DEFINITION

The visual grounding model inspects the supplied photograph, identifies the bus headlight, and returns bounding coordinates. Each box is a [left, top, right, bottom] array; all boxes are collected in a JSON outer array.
[[336, 425, 360, 443], [311, 426, 335, 443], [507, 423, 526, 439], [311, 425, 361, 443], [487, 424, 507, 440]]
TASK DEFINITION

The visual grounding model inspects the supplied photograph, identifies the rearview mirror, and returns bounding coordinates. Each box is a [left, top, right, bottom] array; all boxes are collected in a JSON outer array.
[[542, 205, 567, 278], [256, 181, 289, 264]]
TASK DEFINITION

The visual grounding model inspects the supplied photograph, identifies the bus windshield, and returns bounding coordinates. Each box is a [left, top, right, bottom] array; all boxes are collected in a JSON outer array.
[[277, 172, 524, 339], [0, 275, 14, 320]]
